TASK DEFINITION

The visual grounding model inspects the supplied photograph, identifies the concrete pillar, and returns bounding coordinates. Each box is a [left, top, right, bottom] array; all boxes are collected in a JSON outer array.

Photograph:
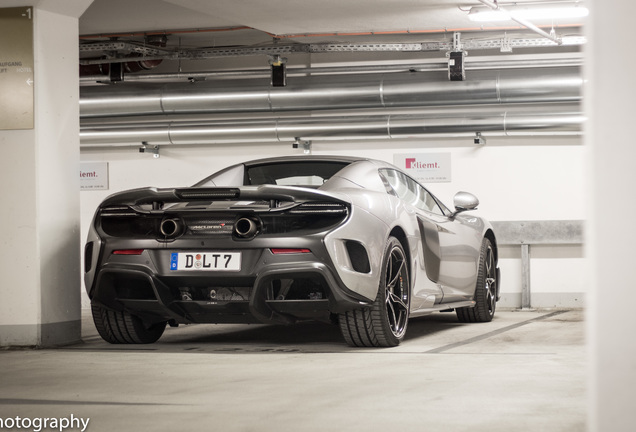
[[0, 0, 93, 346], [586, 1, 636, 430]]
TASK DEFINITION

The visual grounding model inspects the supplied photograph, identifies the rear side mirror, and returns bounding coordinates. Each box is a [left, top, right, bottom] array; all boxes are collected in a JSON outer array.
[[452, 191, 479, 217]]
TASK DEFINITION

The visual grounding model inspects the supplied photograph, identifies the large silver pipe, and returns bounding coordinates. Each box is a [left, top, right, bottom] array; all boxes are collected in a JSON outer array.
[[80, 67, 581, 119], [80, 105, 583, 146]]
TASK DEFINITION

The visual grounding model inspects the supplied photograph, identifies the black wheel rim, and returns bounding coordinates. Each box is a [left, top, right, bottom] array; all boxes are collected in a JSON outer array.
[[385, 245, 409, 338], [485, 245, 497, 317]]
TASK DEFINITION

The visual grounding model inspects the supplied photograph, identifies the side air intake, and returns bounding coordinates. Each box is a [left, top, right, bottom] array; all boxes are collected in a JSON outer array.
[[346, 241, 371, 274]]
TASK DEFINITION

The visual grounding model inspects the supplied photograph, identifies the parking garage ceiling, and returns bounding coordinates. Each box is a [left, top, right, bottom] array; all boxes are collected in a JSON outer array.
[[78, 0, 587, 146], [79, 0, 585, 68], [79, 0, 586, 41]]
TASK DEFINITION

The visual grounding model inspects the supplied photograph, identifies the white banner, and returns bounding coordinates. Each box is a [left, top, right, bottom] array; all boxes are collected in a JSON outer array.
[[393, 153, 451, 183], [79, 162, 109, 190]]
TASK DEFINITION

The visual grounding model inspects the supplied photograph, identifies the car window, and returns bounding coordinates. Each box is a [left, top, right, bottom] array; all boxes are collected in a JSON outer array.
[[379, 169, 445, 216], [246, 162, 350, 186]]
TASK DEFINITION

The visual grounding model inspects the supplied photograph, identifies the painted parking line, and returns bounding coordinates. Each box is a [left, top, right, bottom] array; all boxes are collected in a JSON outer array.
[[425, 310, 568, 354]]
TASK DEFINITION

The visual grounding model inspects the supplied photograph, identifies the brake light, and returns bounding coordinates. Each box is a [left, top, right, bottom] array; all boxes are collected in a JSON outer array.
[[112, 249, 144, 255], [270, 248, 311, 254]]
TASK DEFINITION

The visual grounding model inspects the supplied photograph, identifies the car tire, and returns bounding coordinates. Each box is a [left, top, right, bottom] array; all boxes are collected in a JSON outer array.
[[91, 304, 166, 344], [457, 237, 497, 323], [339, 236, 410, 347]]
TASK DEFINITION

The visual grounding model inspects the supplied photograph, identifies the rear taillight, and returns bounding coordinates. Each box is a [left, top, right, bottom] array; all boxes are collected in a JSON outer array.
[[99, 208, 161, 238], [262, 202, 349, 235], [100, 206, 136, 217], [289, 202, 348, 215], [112, 249, 144, 255], [270, 248, 311, 254]]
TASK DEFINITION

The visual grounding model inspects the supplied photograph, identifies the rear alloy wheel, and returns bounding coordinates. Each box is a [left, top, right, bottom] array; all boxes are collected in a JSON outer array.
[[92, 304, 166, 344], [457, 238, 497, 323], [339, 237, 410, 347]]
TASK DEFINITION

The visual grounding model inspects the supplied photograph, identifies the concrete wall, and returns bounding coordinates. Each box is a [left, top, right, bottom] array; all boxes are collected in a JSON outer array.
[[586, 1, 636, 430], [0, 1, 91, 347], [80, 134, 586, 309]]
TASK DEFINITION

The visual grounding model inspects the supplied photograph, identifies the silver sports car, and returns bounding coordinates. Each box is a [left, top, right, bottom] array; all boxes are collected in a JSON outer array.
[[84, 156, 500, 347]]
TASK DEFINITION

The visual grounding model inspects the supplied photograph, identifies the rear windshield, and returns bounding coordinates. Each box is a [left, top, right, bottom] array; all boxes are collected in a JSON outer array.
[[245, 161, 350, 186]]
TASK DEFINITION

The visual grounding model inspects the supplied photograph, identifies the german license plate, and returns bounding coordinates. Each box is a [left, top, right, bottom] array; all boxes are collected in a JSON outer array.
[[170, 252, 241, 271]]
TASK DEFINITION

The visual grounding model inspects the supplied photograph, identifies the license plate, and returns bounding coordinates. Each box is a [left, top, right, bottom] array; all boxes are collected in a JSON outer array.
[[170, 252, 241, 271]]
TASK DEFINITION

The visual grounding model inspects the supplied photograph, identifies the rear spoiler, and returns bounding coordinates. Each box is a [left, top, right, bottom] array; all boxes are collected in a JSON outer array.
[[100, 185, 350, 207]]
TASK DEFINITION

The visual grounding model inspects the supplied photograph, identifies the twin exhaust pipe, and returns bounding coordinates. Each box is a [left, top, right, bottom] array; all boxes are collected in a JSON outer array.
[[159, 216, 260, 239], [233, 217, 260, 238], [160, 218, 183, 238]]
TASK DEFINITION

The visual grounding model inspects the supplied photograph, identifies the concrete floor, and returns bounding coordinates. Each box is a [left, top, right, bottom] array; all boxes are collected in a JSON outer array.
[[0, 309, 586, 432]]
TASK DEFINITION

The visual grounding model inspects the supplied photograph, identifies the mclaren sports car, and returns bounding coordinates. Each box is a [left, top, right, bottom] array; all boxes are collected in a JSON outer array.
[[84, 156, 500, 347]]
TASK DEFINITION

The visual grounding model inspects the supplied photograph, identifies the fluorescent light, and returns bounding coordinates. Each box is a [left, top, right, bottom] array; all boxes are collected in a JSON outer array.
[[469, 4, 589, 22]]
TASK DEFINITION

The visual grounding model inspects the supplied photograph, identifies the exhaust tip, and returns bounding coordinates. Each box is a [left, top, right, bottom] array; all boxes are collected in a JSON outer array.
[[234, 217, 260, 239], [160, 218, 183, 238]]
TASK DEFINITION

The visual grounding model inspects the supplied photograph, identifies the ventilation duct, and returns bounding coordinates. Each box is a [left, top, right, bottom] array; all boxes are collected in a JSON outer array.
[[80, 67, 581, 119], [80, 66, 583, 146], [80, 104, 583, 146]]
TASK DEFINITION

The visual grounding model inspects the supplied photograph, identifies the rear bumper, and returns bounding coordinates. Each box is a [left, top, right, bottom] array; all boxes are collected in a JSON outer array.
[[88, 243, 372, 325]]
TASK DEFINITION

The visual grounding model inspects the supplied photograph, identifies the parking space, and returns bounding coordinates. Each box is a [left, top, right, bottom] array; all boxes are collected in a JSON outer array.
[[0, 309, 585, 432]]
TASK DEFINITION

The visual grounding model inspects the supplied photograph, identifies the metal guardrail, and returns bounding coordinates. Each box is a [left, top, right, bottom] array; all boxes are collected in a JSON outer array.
[[491, 220, 585, 309]]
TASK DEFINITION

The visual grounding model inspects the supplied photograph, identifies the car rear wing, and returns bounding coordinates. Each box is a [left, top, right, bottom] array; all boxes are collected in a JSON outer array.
[[99, 184, 350, 209]]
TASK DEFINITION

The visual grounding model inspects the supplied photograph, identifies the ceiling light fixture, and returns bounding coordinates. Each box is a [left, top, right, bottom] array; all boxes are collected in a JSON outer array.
[[468, 2, 589, 23], [469, 0, 586, 44]]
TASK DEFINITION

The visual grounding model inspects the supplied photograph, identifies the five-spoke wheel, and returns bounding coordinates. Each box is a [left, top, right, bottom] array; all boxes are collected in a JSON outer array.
[[457, 237, 497, 323], [339, 237, 410, 347]]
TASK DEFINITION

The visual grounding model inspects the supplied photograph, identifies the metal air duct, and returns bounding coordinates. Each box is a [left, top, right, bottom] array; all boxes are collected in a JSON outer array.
[[79, 67, 581, 119], [80, 104, 583, 146]]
